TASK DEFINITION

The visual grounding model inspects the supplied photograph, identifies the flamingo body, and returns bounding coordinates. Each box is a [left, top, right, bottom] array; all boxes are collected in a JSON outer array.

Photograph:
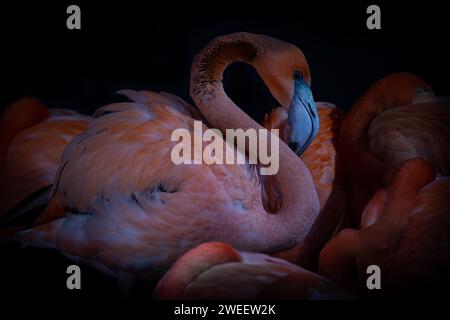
[[15, 33, 320, 282], [17, 92, 265, 277]]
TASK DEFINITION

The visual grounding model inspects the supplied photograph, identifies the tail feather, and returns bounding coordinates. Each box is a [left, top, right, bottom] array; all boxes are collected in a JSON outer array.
[[14, 218, 64, 249], [0, 185, 52, 229]]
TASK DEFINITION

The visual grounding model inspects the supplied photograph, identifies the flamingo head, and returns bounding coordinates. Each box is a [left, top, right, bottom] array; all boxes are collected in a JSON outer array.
[[244, 33, 318, 155]]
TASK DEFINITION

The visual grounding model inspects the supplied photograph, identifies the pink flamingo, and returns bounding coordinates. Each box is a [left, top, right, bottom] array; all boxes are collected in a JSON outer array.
[[338, 73, 449, 225], [320, 73, 450, 296], [320, 158, 450, 296], [15, 33, 321, 286], [0, 98, 90, 230], [153, 242, 351, 300]]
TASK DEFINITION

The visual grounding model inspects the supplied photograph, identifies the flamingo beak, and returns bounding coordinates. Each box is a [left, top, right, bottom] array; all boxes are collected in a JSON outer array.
[[287, 72, 319, 156]]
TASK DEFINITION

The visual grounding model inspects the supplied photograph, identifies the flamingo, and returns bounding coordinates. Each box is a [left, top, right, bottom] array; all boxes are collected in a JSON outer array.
[[14, 33, 321, 285], [262, 103, 346, 268], [338, 72, 450, 226], [0, 98, 90, 227], [153, 242, 351, 299], [319, 73, 450, 296], [319, 158, 450, 297]]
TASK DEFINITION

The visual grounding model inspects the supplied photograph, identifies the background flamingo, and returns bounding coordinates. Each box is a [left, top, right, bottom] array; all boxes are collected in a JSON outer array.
[[319, 73, 450, 296], [319, 158, 450, 297], [153, 242, 351, 299], [262, 103, 346, 269], [14, 33, 320, 286], [0, 98, 90, 229], [339, 73, 449, 226]]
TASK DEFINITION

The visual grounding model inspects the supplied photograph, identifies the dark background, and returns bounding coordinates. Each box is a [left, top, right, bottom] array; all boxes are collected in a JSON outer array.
[[1, 2, 449, 121], [0, 1, 449, 302]]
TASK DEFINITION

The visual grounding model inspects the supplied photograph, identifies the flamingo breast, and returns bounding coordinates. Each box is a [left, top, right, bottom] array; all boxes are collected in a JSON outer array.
[[301, 103, 344, 207]]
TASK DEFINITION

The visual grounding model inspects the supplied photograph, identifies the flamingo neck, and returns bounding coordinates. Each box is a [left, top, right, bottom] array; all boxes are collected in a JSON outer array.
[[190, 36, 258, 132], [190, 35, 319, 252], [340, 73, 429, 224], [344, 73, 429, 157], [347, 81, 419, 150]]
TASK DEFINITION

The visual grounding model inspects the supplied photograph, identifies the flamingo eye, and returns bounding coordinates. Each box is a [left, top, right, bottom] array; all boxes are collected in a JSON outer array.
[[293, 70, 303, 80]]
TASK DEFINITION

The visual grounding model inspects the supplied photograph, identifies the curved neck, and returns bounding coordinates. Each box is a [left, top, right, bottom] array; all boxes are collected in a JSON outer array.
[[339, 75, 425, 221], [346, 85, 417, 145], [341, 74, 429, 174], [190, 35, 258, 131], [190, 34, 319, 252]]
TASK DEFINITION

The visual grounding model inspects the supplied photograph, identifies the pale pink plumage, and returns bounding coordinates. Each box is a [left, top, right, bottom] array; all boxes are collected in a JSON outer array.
[[17, 91, 264, 277], [15, 33, 320, 284]]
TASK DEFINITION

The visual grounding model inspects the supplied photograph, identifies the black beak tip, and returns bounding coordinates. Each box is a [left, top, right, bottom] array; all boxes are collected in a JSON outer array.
[[289, 141, 302, 156]]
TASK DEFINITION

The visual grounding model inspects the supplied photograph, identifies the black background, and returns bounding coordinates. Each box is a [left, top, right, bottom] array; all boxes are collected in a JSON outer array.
[[0, 0, 449, 305], [1, 2, 449, 121]]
